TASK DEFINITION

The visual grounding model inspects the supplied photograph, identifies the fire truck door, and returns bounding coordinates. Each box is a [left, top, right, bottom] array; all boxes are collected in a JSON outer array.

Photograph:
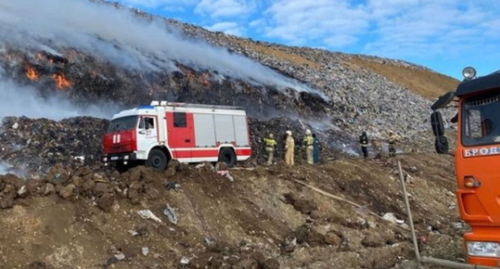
[[166, 112, 195, 162], [137, 116, 158, 157]]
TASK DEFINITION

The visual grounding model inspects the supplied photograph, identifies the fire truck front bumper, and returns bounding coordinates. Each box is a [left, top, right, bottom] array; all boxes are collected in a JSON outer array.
[[102, 152, 137, 165]]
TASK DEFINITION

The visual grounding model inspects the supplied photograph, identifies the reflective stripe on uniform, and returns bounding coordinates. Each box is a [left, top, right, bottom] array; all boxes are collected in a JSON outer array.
[[264, 138, 277, 147], [304, 135, 313, 146]]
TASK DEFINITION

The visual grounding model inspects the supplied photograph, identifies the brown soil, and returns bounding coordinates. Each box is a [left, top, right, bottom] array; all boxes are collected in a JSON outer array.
[[230, 38, 320, 69], [0, 153, 465, 269], [345, 56, 459, 100]]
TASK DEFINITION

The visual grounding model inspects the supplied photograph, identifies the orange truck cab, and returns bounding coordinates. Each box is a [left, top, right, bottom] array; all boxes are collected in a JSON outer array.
[[431, 67, 500, 266]]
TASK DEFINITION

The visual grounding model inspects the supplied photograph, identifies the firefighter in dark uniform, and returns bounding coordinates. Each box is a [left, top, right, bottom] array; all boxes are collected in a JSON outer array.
[[359, 131, 369, 159], [312, 133, 320, 164], [264, 133, 277, 165]]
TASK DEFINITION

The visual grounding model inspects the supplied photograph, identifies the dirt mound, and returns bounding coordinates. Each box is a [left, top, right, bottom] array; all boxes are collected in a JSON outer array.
[[0, 153, 466, 268]]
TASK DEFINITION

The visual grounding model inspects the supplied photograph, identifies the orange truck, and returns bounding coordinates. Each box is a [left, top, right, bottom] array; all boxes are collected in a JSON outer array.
[[431, 67, 500, 266]]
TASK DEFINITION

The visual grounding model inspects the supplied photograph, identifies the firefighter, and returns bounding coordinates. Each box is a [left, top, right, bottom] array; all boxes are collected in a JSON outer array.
[[303, 129, 314, 164], [388, 132, 400, 157], [284, 130, 295, 166], [359, 131, 369, 159], [263, 133, 277, 165], [312, 133, 320, 164]]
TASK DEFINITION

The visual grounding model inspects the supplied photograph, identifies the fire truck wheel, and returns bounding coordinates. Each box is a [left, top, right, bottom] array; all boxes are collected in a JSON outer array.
[[219, 148, 236, 167], [146, 148, 168, 170]]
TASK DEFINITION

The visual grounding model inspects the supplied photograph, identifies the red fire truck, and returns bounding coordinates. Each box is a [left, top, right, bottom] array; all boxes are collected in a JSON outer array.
[[102, 101, 252, 171], [431, 67, 500, 266]]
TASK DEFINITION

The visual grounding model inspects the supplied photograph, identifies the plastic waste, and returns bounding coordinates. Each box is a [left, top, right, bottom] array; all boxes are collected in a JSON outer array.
[[163, 204, 178, 225], [137, 209, 162, 223]]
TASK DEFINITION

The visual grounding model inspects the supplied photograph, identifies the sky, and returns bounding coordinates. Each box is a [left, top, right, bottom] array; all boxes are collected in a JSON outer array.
[[109, 0, 500, 80]]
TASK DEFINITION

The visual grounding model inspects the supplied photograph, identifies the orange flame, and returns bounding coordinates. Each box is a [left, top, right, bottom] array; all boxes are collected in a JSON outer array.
[[186, 70, 195, 81], [200, 72, 211, 87], [25, 66, 39, 81], [52, 73, 72, 89]]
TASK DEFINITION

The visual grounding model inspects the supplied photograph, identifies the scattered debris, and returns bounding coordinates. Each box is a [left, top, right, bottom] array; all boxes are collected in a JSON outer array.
[[180, 256, 191, 265], [382, 212, 405, 225], [114, 252, 125, 261], [216, 170, 234, 182], [138, 209, 162, 223], [163, 204, 178, 225], [166, 181, 179, 191], [204, 237, 214, 245], [17, 185, 26, 197], [141, 246, 149, 256]]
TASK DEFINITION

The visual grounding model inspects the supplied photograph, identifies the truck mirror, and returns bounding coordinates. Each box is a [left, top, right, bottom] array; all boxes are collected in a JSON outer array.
[[435, 135, 449, 154], [430, 111, 445, 137], [431, 91, 455, 110]]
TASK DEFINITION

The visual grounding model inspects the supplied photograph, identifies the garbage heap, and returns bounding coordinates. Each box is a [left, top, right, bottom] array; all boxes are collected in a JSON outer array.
[[0, 116, 351, 175]]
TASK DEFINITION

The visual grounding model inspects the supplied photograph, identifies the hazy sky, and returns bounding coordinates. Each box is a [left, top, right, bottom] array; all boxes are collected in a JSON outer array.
[[111, 0, 500, 80]]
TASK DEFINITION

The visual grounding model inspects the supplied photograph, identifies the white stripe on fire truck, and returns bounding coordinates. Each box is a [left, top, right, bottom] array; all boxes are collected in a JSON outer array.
[[171, 147, 251, 151]]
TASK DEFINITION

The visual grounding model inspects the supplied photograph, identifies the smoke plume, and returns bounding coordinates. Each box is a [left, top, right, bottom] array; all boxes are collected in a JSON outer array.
[[0, 0, 326, 99], [0, 162, 8, 175], [0, 79, 118, 120]]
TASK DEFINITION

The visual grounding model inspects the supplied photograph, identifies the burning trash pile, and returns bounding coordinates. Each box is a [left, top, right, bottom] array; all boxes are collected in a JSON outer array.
[[0, 116, 108, 175], [0, 114, 349, 175]]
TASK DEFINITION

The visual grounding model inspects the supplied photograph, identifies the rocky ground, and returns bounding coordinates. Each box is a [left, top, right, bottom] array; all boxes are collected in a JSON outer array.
[[0, 149, 465, 269]]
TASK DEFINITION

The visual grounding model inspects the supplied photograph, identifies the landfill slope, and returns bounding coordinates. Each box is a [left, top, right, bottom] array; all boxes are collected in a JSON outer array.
[[0, 0, 459, 152], [0, 1, 467, 268], [0, 149, 464, 269]]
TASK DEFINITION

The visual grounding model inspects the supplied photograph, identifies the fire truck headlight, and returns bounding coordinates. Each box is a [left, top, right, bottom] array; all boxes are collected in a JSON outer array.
[[103, 157, 108, 162], [467, 241, 500, 257], [462, 66, 476, 80], [124, 155, 129, 160]]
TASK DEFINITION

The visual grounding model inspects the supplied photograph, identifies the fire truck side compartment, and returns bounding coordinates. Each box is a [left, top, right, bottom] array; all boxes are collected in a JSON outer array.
[[214, 114, 235, 144], [193, 113, 216, 147]]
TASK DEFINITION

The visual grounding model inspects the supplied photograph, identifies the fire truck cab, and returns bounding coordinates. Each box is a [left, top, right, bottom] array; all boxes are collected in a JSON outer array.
[[102, 101, 252, 171], [431, 67, 500, 266]]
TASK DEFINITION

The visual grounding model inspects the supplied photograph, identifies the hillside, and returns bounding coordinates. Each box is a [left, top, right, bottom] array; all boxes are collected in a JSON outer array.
[[0, 0, 467, 268], [0, 148, 464, 269], [345, 56, 458, 100]]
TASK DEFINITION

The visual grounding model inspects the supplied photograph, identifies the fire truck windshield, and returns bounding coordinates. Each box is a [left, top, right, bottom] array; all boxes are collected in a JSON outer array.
[[462, 93, 500, 146], [107, 116, 138, 132]]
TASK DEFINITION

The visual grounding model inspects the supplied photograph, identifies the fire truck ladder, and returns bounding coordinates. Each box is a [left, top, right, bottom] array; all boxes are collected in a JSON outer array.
[[150, 100, 244, 110]]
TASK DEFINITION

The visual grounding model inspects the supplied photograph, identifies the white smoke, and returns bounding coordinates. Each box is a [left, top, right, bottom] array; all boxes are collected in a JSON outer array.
[[0, 160, 27, 178], [0, 162, 8, 175], [0, 0, 326, 99], [0, 79, 117, 120]]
